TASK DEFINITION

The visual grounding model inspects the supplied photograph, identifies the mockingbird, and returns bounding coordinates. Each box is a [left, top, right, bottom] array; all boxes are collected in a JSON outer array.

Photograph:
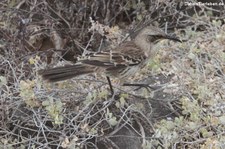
[[38, 26, 181, 94]]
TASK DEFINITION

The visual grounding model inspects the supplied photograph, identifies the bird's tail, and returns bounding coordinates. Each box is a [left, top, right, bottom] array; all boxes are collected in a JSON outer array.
[[38, 64, 95, 82]]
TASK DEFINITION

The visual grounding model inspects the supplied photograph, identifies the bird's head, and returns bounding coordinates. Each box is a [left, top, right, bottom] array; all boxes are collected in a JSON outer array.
[[136, 26, 181, 45]]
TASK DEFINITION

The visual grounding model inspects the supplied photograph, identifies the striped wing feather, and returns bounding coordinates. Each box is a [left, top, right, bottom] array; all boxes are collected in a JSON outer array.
[[79, 41, 147, 68]]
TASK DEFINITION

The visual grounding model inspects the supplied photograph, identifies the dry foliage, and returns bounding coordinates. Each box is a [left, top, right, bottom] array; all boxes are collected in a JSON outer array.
[[0, 0, 225, 148]]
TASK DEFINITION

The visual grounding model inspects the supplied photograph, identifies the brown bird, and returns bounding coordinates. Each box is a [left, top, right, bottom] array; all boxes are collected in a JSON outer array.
[[38, 26, 181, 94]]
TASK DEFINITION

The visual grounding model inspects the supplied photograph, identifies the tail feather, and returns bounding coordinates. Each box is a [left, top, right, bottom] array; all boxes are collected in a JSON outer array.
[[38, 64, 95, 82]]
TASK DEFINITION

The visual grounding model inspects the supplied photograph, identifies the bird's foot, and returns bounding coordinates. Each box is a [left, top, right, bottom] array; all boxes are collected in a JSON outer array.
[[123, 83, 160, 91]]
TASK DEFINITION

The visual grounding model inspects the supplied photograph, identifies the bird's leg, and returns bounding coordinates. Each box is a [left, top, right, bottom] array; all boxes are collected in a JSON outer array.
[[106, 76, 114, 95], [123, 83, 159, 91]]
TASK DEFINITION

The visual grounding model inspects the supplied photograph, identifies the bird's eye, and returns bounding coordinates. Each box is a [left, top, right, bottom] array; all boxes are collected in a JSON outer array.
[[148, 35, 162, 43]]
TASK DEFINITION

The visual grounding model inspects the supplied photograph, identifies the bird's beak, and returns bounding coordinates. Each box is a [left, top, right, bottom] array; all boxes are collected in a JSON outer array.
[[164, 34, 182, 42]]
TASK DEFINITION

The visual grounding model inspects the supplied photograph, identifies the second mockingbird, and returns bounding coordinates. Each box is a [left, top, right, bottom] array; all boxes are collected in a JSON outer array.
[[38, 26, 181, 94]]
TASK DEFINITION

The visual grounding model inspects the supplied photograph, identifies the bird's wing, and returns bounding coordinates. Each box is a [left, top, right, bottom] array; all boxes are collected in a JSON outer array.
[[115, 41, 148, 65], [78, 41, 147, 67]]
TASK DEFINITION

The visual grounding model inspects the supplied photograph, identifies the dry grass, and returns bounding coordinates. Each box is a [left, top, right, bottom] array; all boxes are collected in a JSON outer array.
[[0, 0, 225, 148]]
